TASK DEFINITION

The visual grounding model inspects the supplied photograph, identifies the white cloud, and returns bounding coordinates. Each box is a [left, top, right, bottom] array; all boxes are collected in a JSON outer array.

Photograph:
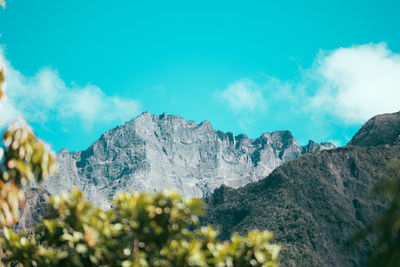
[[218, 43, 400, 126], [311, 43, 400, 123], [0, 48, 141, 129], [217, 78, 266, 113]]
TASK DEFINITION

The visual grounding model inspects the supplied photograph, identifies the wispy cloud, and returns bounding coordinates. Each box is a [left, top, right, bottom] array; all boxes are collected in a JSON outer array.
[[216, 78, 266, 113], [0, 48, 141, 130]]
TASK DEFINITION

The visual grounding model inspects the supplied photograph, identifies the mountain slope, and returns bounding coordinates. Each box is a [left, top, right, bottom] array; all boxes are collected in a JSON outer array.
[[204, 146, 400, 266], [204, 111, 400, 266], [43, 112, 333, 207]]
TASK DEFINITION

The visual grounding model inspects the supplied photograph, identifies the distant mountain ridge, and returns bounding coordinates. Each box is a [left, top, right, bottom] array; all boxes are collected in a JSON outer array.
[[43, 112, 334, 207]]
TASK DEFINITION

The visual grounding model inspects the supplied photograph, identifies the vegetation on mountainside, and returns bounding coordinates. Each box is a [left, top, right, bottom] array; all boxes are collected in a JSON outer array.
[[354, 159, 400, 267], [0, 37, 280, 266], [204, 146, 400, 266]]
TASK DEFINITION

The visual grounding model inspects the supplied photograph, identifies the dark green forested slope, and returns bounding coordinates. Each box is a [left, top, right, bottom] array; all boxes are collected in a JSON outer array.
[[204, 146, 400, 266], [204, 111, 400, 266]]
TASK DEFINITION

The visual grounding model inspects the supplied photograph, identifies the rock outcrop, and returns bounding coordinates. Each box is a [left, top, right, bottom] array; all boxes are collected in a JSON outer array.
[[13, 188, 51, 232], [43, 112, 334, 207]]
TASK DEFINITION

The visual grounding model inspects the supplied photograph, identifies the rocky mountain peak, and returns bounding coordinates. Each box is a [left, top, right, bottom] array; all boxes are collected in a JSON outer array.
[[44, 112, 334, 208], [303, 140, 336, 153]]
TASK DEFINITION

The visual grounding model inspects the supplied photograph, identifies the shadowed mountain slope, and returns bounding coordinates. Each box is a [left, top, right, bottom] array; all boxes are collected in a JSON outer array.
[[204, 146, 400, 266], [204, 111, 400, 266]]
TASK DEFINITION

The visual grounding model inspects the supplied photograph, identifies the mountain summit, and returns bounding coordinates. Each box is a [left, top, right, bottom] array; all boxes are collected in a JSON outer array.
[[348, 111, 400, 146], [44, 112, 334, 207]]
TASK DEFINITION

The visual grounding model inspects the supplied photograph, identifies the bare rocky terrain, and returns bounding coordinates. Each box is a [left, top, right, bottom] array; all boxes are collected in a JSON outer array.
[[13, 188, 51, 232], [43, 112, 333, 207]]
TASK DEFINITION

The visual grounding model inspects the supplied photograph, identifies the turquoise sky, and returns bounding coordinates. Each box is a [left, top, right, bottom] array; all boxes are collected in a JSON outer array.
[[1, 0, 400, 152]]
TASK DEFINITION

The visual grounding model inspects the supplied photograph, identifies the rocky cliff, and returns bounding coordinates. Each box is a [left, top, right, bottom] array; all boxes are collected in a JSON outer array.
[[13, 188, 51, 232], [43, 112, 334, 207]]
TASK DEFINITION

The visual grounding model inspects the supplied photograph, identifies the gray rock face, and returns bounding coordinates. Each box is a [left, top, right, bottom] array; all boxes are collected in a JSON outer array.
[[14, 188, 51, 232], [44, 112, 334, 208]]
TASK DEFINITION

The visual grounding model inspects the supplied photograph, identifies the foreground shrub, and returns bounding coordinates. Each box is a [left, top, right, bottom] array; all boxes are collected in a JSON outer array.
[[0, 67, 57, 226], [0, 188, 280, 266]]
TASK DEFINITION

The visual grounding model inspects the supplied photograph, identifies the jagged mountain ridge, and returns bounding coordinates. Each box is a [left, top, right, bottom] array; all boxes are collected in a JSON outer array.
[[43, 112, 334, 207]]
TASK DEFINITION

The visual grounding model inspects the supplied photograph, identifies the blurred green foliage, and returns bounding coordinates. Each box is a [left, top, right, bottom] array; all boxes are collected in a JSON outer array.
[[0, 67, 57, 226], [0, 188, 281, 266]]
